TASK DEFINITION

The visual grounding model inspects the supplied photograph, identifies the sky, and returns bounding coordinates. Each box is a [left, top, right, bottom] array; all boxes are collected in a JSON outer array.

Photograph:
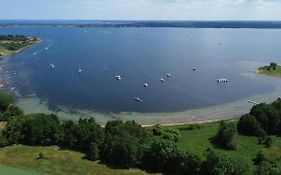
[[0, 0, 281, 20]]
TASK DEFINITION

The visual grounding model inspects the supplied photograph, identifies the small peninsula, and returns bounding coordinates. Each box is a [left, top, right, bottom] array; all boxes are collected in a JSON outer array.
[[0, 35, 40, 58], [258, 62, 281, 77]]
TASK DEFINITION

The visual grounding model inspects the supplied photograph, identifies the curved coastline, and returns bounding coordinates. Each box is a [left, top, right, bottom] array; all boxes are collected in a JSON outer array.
[[1, 41, 281, 125], [15, 71, 281, 125]]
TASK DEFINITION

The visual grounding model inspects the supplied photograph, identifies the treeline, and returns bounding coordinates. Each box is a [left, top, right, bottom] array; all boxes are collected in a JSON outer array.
[[0, 92, 280, 174], [1, 114, 251, 175]]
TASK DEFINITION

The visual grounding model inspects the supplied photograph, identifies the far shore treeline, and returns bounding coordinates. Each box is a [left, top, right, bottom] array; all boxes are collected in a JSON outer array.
[[0, 91, 281, 175]]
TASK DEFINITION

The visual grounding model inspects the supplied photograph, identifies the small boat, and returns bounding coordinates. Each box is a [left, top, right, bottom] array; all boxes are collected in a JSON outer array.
[[144, 83, 148, 87], [78, 68, 82, 73], [13, 72, 17, 75], [49, 64, 55, 68], [166, 73, 171, 77], [45, 47, 48, 50], [134, 97, 143, 102], [217, 78, 229, 83], [115, 75, 122, 80], [11, 86, 16, 90], [160, 78, 165, 82], [193, 68, 196, 71]]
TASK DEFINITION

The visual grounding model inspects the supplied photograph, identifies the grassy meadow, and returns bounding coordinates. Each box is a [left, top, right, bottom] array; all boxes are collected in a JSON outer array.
[[169, 121, 281, 173]]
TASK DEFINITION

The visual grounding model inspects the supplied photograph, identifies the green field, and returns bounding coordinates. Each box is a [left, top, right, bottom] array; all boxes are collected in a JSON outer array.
[[0, 164, 42, 175], [258, 65, 281, 77], [0, 145, 158, 175], [169, 121, 281, 173]]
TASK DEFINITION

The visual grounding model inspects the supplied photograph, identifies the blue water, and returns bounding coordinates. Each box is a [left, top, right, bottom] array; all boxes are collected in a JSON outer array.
[[1, 26, 281, 113]]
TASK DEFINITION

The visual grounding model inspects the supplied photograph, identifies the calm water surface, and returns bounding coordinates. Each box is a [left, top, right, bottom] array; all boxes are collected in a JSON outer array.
[[1, 27, 281, 113]]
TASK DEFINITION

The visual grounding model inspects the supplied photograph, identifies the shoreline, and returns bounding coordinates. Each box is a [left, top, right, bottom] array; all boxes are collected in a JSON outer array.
[[14, 60, 281, 125], [0, 37, 41, 89]]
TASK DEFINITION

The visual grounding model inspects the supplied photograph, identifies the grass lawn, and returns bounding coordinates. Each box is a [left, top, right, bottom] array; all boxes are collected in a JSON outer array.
[[168, 121, 281, 173], [258, 65, 281, 77], [0, 145, 159, 175], [0, 164, 42, 175]]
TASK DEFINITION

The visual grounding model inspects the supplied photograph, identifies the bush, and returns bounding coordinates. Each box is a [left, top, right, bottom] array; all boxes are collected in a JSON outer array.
[[212, 121, 237, 150], [149, 124, 181, 142], [37, 152, 47, 160], [202, 149, 249, 175], [254, 160, 281, 175], [253, 151, 267, 166]]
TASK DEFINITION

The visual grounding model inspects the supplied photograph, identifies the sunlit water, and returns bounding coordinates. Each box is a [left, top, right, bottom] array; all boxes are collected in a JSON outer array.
[[1, 26, 281, 122]]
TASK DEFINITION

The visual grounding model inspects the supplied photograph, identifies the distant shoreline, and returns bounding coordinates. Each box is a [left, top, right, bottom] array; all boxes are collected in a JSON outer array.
[[1, 20, 281, 29]]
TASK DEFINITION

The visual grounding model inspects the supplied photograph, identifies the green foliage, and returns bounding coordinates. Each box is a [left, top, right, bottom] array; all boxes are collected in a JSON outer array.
[[0, 132, 9, 147], [0, 35, 38, 51], [270, 62, 278, 70], [265, 137, 273, 148], [142, 139, 201, 174], [254, 161, 281, 175], [253, 151, 267, 166], [61, 118, 104, 159], [3, 114, 63, 146], [0, 92, 13, 113], [250, 103, 281, 134], [238, 114, 262, 136], [2, 105, 23, 121], [201, 149, 249, 175], [213, 121, 237, 150], [86, 142, 99, 161], [100, 120, 147, 168], [148, 124, 181, 142], [37, 152, 47, 160]]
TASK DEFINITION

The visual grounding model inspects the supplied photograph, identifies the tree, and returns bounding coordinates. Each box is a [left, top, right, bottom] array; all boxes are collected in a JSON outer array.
[[0, 92, 13, 113], [75, 118, 104, 152], [213, 121, 237, 150], [270, 62, 277, 70], [21, 114, 63, 145], [237, 114, 261, 136], [250, 103, 281, 134], [100, 120, 147, 168], [0, 132, 8, 147], [3, 114, 64, 146], [201, 149, 249, 175], [61, 120, 79, 149], [2, 105, 23, 121], [86, 142, 99, 161], [142, 139, 201, 174]]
